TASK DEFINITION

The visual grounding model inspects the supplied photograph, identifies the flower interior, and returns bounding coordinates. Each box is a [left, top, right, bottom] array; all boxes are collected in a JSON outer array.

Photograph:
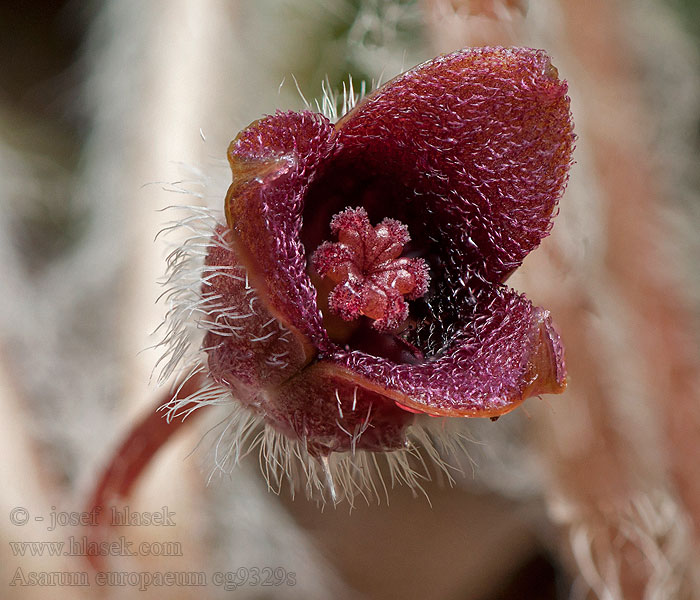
[[311, 206, 429, 336], [160, 47, 575, 499]]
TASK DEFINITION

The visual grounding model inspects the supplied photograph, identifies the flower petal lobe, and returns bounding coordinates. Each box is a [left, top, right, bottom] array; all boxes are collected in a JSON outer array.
[[334, 46, 575, 286], [328, 287, 567, 417], [225, 111, 337, 358]]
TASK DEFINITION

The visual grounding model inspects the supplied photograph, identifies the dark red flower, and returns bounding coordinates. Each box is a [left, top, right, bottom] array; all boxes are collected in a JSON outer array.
[[161, 46, 574, 497]]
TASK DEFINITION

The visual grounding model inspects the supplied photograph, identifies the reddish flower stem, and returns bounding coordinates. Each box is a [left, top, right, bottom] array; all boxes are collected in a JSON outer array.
[[83, 374, 207, 569]]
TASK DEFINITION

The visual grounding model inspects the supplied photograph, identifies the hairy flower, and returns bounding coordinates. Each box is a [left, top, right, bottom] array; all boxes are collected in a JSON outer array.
[[161, 46, 574, 501]]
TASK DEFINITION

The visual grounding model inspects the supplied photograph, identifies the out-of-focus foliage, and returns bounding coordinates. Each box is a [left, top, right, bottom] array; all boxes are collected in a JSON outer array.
[[674, 0, 700, 43]]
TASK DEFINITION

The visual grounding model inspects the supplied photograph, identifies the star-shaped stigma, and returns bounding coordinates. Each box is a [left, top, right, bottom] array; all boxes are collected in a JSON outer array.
[[311, 207, 430, 331]]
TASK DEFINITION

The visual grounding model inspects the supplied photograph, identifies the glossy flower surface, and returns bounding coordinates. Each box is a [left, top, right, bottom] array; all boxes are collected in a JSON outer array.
[[188, 47, 573, 463]]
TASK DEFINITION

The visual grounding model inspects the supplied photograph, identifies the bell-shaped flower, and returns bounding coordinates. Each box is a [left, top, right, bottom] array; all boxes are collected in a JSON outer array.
[[160, 46, 574, 499]]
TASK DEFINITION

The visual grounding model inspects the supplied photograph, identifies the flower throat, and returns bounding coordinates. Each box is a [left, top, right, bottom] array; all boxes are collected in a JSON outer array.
[[311, 207, 430, 338]]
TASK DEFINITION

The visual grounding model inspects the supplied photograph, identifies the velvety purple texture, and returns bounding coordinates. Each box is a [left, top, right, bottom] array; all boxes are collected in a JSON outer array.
[[333, 47, 572, 285], [328, 289, 565, 417], [225, 111, 334, 356], [202, 226, 308, 393], [268, 364, 414, 456], [209, 47, 574, 454]]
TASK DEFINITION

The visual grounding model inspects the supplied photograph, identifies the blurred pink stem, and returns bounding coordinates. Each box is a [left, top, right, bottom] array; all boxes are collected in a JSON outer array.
[[83, 374, 207, 569]]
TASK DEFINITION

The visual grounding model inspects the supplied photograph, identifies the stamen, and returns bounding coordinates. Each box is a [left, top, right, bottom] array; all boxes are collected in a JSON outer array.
[[311, 207, 430, 331]]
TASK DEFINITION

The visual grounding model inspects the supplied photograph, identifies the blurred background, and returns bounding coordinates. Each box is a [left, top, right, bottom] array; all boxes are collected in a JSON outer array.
[[1, 1, 699, 598]]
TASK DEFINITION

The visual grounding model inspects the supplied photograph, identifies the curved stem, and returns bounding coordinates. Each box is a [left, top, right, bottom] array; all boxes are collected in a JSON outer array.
[[83, 374, 207, 569]]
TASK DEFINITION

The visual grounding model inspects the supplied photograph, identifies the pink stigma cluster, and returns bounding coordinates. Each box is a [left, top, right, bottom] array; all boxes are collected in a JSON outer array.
[[311, 207, 430, 331]]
